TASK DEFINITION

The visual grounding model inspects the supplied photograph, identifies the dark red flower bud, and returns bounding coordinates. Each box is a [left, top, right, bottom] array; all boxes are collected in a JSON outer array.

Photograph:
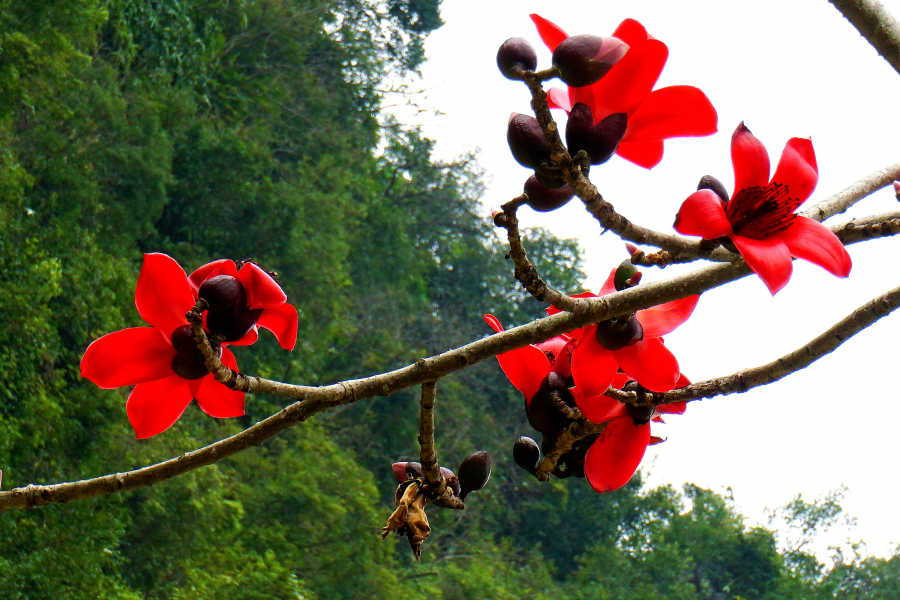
[[595, 315, 643, 351], [626, 403, 655, 426], [552, 35, 629, 87], [391, 462, 411, 482], [894, 180, 900, 201], [698, 175, 730, 203], [513, 436, 541, 474], [565, 103, 627, 165], [497, 37, 537, 80], [507, 113, 550, 169], [207, 304, 264, 342], [457, 451, 492, 500], [198, 275, 247, 313], [533, 170, 567, 190], [614, 259, 640, 291], [169, 325, 213, 380], [525, 175, 575, 212], [405, 461, 424, 479], [440, 466, 461, 497], [526, 373, 575, 433]]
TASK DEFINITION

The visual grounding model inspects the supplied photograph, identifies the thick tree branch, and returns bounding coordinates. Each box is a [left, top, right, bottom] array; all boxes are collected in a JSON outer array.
[[829, 0, 900, 76], [2, 212, 898, 511], [493, 195, 581, 312]]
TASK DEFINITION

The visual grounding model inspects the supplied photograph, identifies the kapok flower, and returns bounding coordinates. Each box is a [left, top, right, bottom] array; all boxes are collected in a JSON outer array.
[[531, 14, 717, 169], [572, 372, 689, 493], [189, 259, 298, 350], [674, 123, 852, 295], [546, 268, 698, 397]]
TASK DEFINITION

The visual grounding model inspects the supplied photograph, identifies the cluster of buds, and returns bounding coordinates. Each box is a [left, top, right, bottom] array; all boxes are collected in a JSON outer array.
[[497, 26, 630, 213], [383, 451, 492, 559]]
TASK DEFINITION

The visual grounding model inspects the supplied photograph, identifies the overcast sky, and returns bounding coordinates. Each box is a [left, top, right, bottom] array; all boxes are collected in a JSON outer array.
[[392, 0, 900, 558]]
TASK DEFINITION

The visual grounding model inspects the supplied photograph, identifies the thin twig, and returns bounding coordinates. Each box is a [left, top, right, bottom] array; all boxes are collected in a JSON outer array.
[[493, 195, 581, 312], [829, 0, 900, 76], [803, 162, 900, 222], [418, 381, 443, 491], [534, 420, 608, 481]]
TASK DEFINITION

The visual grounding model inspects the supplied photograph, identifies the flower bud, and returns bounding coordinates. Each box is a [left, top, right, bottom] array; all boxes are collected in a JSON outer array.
[[533, 170, 567, 190], [198, 275, 247, 313], [614, 259, 640, 291], [207, 304, 264, 342], [552, 35, 629, 87], [169, 324, 211, 380], [457, 451, 492, 499], [513, 436, 541, 474], [497, 37, 537, 80], [507, 113, 550, 169], [595, 315, 643, 351], [440, 466, 461, 497], [894, 180, 900, 201], [698, 175, 730, 203], [626, 403, 655, 426], [392, 462, 409, 482], [565, 103, 627, 165], [405, 461, 424, 479]]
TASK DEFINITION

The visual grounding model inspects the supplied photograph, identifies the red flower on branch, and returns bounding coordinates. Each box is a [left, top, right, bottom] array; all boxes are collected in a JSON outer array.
[[572, 372, 689, 493], [531, 14, 718, 169], [546, 268, 697, 397], [189, 259, 298, 350], [674, 123, 852, 295]]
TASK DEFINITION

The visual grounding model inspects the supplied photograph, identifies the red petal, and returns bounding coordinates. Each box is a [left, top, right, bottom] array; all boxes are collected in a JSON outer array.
[[771, 137, 818, 205], [571, 330, 618, 398], [237, 263, 287, 309], [135, 253, 194, 339], [590, 36, 668, 122], [731, 235, 793, 295], [483, 314, 504, 333], [228, 326, 259, 346], [624, 86, 718, 143], [731, 123, 770, 192], [637, 295, 699, 338], [545, 291, 597, 316], [193, 349, 245, 418], [126, 375, 194, 439], [598, 269, 617, 296], [674, 190, 733, 239], [777, 216, 851, 278], [81, 327, 175, 389], [572, 388, 627, 423], [547, 87, 572, 112], [188, 259, 238, 294], [530, 14, 568, 51], [614, 338, 680, 392], [609, 18, 650, 48], [615, 141, 664, 169], [675, 373, 691, 388], [257, 303, 299, 350], [611, 372, 631, 389], [584, 419, 650, 493]]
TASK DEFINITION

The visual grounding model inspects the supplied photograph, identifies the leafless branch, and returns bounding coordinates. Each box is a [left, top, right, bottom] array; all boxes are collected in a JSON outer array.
[[829, 0, 900, 76]]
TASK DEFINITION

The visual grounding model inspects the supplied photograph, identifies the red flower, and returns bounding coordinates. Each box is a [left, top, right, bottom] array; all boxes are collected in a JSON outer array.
[[545, 269, 697, 397], [530, 14, 717, 169], [572, 372, 689, 493], [188, 259, 298, 351], [81, 254, 247, 438], [674, 123, 852, 295], [483, 314, 573, 404]]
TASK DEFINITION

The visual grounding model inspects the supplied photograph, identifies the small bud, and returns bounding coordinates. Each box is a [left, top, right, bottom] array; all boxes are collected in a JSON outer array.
[[513, 436, 541, 473], [625, 243, 639, 256], [392, 462, 409, 482], [524, 175, 574, 212], [533, 170, 567, 190], [894, 180, 900, 201], [507, 113, 550, 169], [406, 461, 424, 479], [457, 451, 492, 499], [206, 305, 264, 342], [625, 272, 642, 287], [595, 315, 643, 351], [552, 35, 629, 87], [199, 275, 247, 313], [565, 104, 627, 165], [440, 466, 461, 497], [626, 403, 655, 426], [525, 389, 570, 433], [497, 37, 537, 80], [614, 259, 639, 291], [698, 175, 730, 203]]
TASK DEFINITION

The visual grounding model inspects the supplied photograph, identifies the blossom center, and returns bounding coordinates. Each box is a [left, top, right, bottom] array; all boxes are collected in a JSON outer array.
[[726, 183, 800, 239]]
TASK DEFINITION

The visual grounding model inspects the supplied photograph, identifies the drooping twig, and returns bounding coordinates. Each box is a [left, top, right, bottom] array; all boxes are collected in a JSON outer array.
[[2, 213, 899, 512], [829, 0, 900, 76], [493, 195, 581, 312], [417, 381, 463, 509]]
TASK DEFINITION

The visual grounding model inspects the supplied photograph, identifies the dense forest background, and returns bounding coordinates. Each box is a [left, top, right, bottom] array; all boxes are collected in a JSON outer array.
[[0, 1, 898, 597]]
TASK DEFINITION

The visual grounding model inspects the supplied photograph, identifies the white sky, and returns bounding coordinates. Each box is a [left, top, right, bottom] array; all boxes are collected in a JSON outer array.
[[394, 0, 900, 559]]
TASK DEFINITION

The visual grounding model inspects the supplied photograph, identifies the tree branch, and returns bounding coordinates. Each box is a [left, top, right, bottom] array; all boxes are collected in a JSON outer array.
[[493, 195, 581, 312], [803, 162, 900, 222], [829, 0, 900, 76], [417, 381, 464, 509], [2, 211, 898, 512]]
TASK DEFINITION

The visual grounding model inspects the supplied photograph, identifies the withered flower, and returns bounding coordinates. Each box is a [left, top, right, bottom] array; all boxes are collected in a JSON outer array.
[[381, 480, 431, 560]]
